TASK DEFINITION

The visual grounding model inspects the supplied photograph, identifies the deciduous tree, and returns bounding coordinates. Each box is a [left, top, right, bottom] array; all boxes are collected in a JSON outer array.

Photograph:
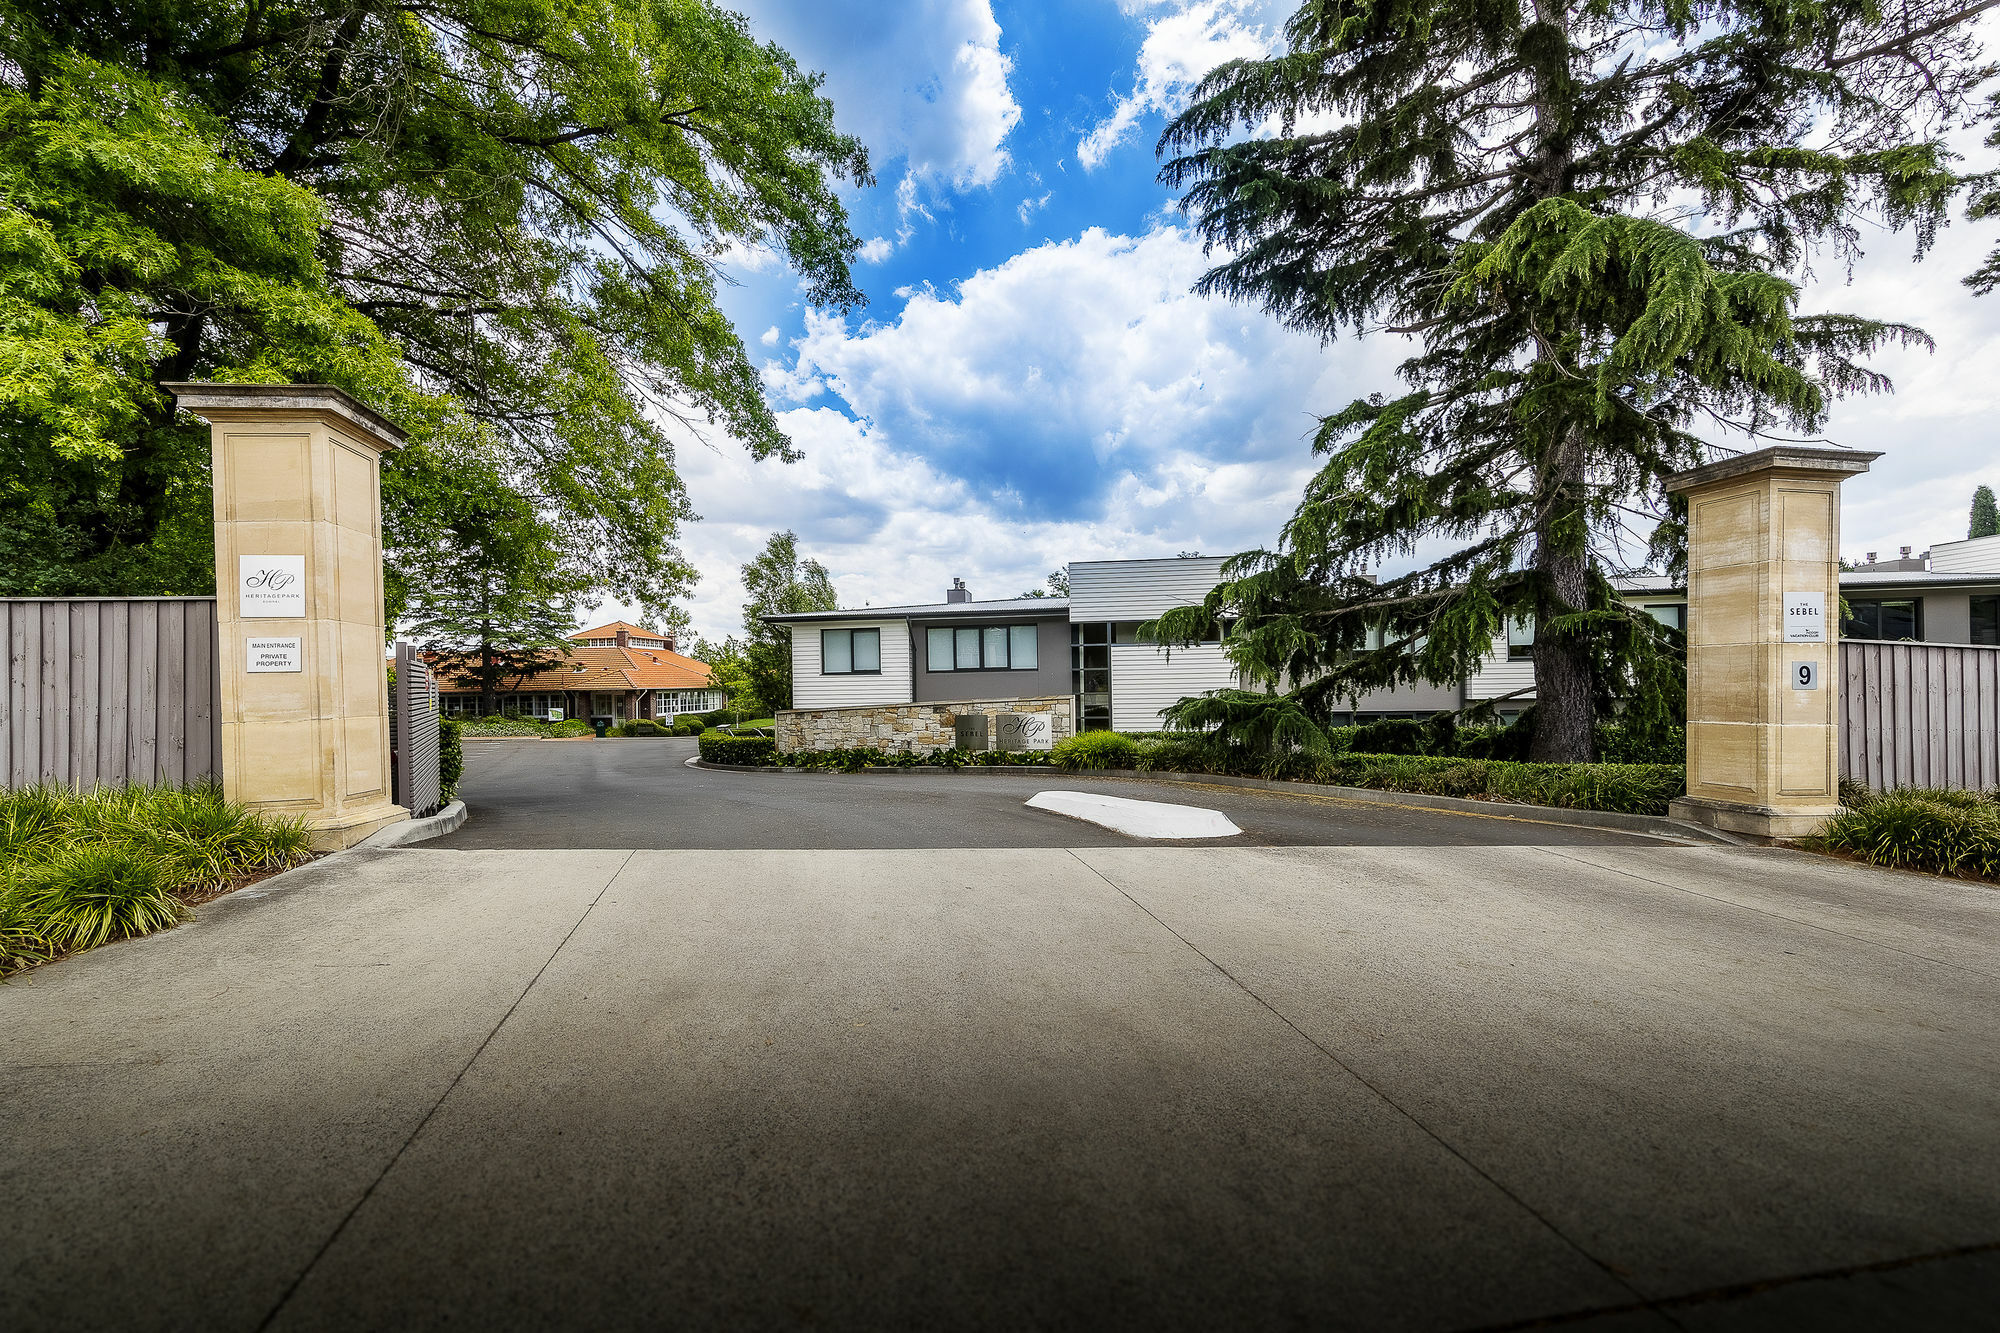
[[740, 530, 836, 712]]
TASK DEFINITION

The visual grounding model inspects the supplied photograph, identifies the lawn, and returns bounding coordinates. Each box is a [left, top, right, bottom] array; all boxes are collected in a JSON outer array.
[[1, 784, 316, 976]]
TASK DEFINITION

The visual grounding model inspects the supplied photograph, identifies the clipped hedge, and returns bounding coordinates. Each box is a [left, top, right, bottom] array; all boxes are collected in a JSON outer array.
[[1816, 788, 2000, 880], [1051, 731, 1144, 770], [698, 732, 780, 765], [438, 718, 463, 802]]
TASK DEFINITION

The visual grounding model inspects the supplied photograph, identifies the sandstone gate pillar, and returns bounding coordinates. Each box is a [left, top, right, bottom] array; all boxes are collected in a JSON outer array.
[[169, 383, 410, 849], [1666, 446, 1878, 841]]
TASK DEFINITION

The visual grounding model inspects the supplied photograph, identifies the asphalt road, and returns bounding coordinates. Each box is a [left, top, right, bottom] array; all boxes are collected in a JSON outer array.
[[437, 736, 1660, 849], [5, 746, 1996, 1330]]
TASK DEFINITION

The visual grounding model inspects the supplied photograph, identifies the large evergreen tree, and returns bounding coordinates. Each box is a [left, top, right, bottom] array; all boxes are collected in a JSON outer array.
[[1972, 485, 2000, 539], [739, 530, 836, 713], [398, 456, 593, 714], [0, 0, 869, 617], [1152, 0, 1987, 761]]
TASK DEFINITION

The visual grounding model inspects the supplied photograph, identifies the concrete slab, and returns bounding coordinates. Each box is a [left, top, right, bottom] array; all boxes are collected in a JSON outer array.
[[267, 849, 1626, 1330], [0, 848, 632, 1332], [1073, 843, 2000, 1303], [1025, 789, 1242, 838]]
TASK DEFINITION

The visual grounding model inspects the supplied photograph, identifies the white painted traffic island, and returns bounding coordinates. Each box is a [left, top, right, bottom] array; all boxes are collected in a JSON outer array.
[[1025, 790, 1241, 839]]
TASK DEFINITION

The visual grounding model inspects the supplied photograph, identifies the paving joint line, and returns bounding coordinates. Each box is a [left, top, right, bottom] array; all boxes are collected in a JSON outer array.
[[1457, 1237, 2000, 1330], [1535, 846, 2000, 981], [252, 850, 637, 1331], [1061, 848, 1671, 1326]]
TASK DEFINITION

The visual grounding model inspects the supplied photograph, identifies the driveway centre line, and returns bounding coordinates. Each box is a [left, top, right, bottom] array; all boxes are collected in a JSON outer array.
[[1533, 845, 2000, 982], [253, 850, 638, 1332], [1058, 846, 1658, 1320]]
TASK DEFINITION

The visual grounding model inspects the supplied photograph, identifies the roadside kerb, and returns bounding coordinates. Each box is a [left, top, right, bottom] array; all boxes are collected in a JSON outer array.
[[685, 757, 1739, 845], [361, 799, 469, 848]]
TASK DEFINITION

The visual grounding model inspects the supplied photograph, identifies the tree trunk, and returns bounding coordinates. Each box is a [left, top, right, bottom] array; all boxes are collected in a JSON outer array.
[[1530, 424, 1595, 763], [480, 616, 496, 716]]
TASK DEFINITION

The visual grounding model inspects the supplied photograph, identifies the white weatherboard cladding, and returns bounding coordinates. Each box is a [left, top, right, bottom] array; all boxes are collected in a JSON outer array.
[[1069, 557, 1228, 620], [1929, 533, 2000, 574], [1463, 637, 1535, 702], [789, 620, 914, 709], [1108, 643, 1238, 732]]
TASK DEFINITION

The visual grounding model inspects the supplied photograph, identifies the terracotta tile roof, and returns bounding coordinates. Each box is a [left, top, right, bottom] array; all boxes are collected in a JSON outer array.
[[570, 619, 665, 642], [434, 644, 713, 693]]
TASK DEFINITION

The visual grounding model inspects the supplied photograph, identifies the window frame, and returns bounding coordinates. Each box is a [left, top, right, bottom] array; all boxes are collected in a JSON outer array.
[[820, 627, 882, 675], [923, 622, 1044, 672], [1973, 595, 1999, 647], [1842, 597, 1923, 642]]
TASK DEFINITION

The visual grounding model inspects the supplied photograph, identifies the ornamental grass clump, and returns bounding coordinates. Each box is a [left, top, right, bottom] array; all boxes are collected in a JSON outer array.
[[1817, 789, 2000, 880], [0, 782, 316, 974]]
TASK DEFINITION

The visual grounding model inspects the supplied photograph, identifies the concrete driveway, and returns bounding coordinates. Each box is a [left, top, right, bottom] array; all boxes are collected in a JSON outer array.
[[3, 754, 1997, 1329]]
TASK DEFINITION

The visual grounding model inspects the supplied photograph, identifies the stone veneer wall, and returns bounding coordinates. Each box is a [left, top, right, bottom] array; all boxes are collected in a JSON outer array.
[[775, 696, 1075, 754]]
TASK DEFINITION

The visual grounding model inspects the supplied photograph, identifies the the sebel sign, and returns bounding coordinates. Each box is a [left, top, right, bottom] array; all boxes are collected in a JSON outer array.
[[1782, 591, 1825, 643], [239, 555, 306, 618]]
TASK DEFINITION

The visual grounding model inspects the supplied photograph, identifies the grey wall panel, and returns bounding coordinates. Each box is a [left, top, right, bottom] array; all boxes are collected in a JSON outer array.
[[1, 598, 221, 788], [910, 614, 1071, 703], [1840, 640, 2000, 793]]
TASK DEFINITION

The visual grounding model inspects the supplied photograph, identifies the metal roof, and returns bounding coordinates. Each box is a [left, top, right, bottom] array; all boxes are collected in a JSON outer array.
[[762, 596, 1070, 625]]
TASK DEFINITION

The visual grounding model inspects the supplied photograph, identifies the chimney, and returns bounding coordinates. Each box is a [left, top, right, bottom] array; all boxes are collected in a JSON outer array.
[[946, 578, 971, 604], [663, 635, 675, 653], [615, 629, 629, 648], [1866, 552, 1877, 565], [1899, 546, 1911, 560]]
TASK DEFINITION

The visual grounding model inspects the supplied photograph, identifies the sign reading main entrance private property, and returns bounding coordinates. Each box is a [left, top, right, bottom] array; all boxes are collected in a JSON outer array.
[[239, 555, 306, 618], [246, 637, 303, 673], [1782, 591, 1825, 643]]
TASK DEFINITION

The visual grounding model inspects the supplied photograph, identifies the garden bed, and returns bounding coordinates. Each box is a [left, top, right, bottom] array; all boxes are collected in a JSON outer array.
[[1, 783, 320, 977]]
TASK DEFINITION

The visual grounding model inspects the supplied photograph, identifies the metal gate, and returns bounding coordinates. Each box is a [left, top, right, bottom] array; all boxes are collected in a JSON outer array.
[[391, 642, 442, 817]]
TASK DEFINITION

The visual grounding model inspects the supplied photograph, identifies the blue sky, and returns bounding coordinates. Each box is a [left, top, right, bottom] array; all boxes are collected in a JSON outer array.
[[615, 1, 2000, 643]]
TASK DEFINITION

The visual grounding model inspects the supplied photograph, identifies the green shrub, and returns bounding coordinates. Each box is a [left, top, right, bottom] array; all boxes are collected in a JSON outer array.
[[1817, 788, 2000, 879], [698, 732, 780, 766], [1596, 721, 1687, 765], [548, 718, 589, 737], [628, 719, 666, 736], [454, 713, 550, 737], [6, 843, 187, 952], [673, 717, 707, 736], [1302, 753, 1685, 815], [0, 785, 67, 859], [1134, 735, 1217, 773], [1051, 732, 1145, 770], [439, 719, 463, 801]]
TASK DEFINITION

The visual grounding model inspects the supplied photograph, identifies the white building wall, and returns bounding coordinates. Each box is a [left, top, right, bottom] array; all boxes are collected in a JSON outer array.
[[1108, 643, 1240, 732], [1928, 534, 2000, 574], [1069, 556, 1229, 620], [788, 620, 914, 709], [1463, 637, 1535, 702]]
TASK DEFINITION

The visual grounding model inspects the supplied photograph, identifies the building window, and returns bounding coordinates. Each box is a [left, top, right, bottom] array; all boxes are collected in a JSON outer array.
[[1842, 598, 1922, 642], [1072, 622, 1111, 730], [1506, 615, 1535, 660], [926, 624, 1040, 670], [1971, 596, 1999, 647], [822, 627, 881, 674], [1642, 603, 1686, 631], [655, 689, 724, 715]]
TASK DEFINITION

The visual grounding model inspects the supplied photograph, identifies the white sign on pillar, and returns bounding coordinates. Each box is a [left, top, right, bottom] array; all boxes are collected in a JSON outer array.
[[1782, 591, 1826, 643], [238, 555, 307, 618], [245, 637, 303, 673]]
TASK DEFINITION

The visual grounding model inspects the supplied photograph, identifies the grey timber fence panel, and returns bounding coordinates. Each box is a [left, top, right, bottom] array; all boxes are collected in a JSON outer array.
[[1840, 641, 2000, 793], [0, 598, 221, 788], [391, 642, 441, 817]]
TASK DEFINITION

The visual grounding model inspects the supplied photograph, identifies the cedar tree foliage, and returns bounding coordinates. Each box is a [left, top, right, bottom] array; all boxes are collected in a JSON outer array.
[[1971, 483, 2000, 538], [1149, 0, 1991, 762], [0, 0, 870, 616]]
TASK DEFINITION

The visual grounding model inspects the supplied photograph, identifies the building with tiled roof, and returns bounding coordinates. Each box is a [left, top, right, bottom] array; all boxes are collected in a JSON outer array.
[[436, 623, 724, 725]]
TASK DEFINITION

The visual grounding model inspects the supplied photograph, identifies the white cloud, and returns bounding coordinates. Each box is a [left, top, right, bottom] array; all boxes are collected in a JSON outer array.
[[857, 236, 895, 264], [736, 1, 1021, 190], [1079, 1, 1276, 170], [642, 223, 1405, 640], [759, 325, 781, 346], [1017, 191, 1052, 224]]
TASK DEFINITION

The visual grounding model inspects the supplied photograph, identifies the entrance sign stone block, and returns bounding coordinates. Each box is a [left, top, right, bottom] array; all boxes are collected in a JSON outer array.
[[996, 712, 1054, 750], [954, 713, 991, 750], [1665, 445, 1878, 840], [168, 383, 410, 849]]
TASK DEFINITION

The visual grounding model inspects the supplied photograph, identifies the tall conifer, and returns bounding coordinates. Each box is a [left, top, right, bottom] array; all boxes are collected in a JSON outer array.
[[1153, 0, 1987, 760]]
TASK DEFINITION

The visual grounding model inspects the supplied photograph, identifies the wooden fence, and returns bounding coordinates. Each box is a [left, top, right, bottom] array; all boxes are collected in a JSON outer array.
[[1840, 640, 2000, 792], [2, 598, 221, 789]]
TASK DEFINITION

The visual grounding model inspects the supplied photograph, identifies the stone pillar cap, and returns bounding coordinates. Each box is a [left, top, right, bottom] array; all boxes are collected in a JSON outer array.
[[163, 382, 406, 451], [1665, 445, 1879, 494]]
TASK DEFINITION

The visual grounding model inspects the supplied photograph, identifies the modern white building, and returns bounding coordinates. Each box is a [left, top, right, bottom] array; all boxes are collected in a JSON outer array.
[[765, 539, 2000, 742]]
